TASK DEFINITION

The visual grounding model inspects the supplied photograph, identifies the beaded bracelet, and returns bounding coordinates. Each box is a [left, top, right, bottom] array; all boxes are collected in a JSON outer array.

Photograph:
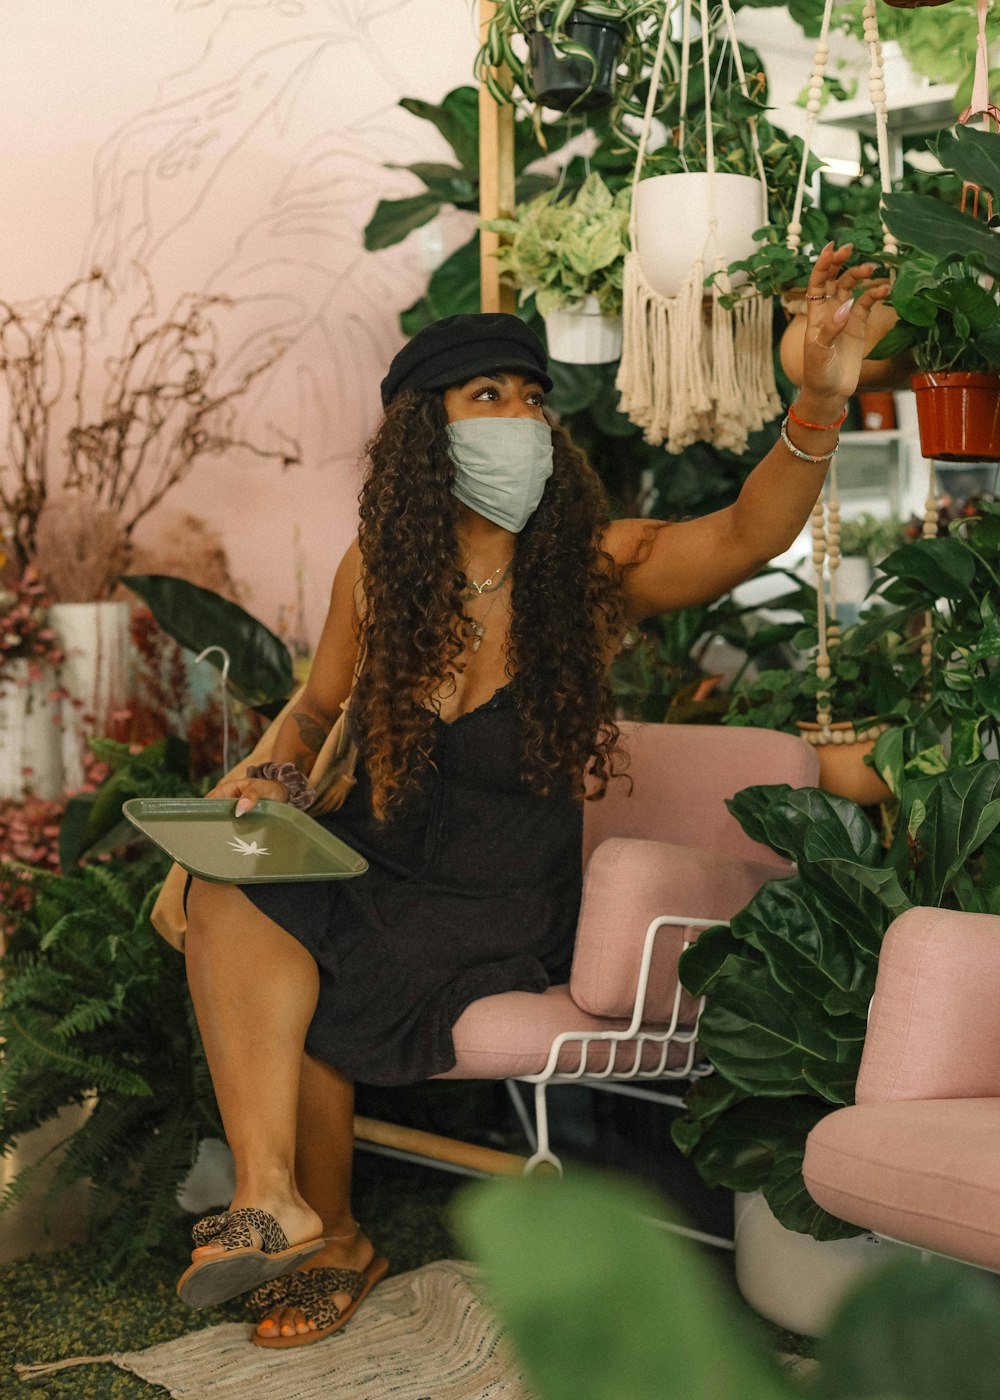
[[787, 402, 848, 432], [780, 417, 839, 465], [246, 761, 317, 810]]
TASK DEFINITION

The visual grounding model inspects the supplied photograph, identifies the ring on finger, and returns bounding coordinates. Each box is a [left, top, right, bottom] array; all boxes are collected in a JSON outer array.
[[807, 294, 833, 301]]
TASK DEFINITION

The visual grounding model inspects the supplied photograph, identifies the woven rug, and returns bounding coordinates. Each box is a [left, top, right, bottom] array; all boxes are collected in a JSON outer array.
[[16, 1260, 535, 1399]]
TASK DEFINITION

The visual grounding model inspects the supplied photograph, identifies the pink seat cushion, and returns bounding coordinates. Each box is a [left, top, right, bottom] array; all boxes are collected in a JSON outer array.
[[436, 984, 695, 1080], [571, 837, 784, 1020], [804, 1099, 1000, 1271]]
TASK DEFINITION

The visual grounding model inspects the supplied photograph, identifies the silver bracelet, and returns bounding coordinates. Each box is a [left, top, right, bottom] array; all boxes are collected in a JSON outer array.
[[245, 761, 316, 810], [779, 416, 839, 465]]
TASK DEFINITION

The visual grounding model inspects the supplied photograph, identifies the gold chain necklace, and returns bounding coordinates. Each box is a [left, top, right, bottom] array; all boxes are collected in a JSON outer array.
[[467, 582, 510, 653], [463, 558, 513, 597]]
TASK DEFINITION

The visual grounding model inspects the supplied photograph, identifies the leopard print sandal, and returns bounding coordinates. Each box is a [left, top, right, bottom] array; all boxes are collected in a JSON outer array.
[[249, 1252, 390, 1349], [176, 1207, 326, 1309]]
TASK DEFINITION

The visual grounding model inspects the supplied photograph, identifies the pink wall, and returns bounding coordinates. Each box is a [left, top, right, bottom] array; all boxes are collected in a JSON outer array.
[[0, 0, 477, 646]]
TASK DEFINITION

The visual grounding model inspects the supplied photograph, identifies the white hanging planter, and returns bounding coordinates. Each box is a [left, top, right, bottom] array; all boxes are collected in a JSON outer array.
[[835, 556, 876, 605], [634, 172, 766, 299], [544, 296, 624, 365], [734, 1191, 906, 1337], [50, 601, 133, 791], [0, 659, 64, 801]]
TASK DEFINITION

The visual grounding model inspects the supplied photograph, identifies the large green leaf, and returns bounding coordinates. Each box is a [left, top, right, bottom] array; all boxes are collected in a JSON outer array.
[[693, 952, 860, 1098], [877, 537, 978, 602], [454, 1172, 798, 1400], [761, 1140, 863, 1241], [909, 761, 1000, 906], [363, 192, 443, 251], [816, 1256, 1000, 1400], [399, 88, 480, 176], [731, 880, 875, 1015], [935, 125, 1000, 205], [387, 161, 477, 207], [882, 191, 1000, 277], [401, 235, 481, 334], [121, 574, 293, 710]]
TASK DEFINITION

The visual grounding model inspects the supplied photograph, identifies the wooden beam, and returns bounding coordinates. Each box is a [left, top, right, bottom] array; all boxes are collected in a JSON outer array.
[[354, 1114, 532, 1176], [478, 0, 517, 314]]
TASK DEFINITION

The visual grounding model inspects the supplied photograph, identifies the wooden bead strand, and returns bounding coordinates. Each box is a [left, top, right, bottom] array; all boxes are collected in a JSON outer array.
[[786, 0, 836, 257], [861, 0, 899, 259], [921, 462, 938, 676], [825, 455, 843, 652], [811, 493, 833, 737]]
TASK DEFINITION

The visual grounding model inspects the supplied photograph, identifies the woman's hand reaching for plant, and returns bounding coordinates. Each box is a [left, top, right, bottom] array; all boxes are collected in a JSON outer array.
[[799, 241, 892, 408]]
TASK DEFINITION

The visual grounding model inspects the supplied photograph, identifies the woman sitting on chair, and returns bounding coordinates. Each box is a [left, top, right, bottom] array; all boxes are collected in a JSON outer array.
[[179, 243, 886, 1347]]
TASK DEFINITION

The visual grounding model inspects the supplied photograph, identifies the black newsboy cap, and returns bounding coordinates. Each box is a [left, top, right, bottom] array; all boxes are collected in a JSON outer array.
[[380, 313, 552, 407]]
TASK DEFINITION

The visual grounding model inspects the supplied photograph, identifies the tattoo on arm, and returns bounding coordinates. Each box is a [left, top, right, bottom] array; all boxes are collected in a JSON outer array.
[[292, 711, 330, 756]]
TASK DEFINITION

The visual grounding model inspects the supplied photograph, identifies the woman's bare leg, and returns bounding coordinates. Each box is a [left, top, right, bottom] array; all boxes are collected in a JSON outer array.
[[254, 1054, 379, 1339], [183, 878, 324, 1260]]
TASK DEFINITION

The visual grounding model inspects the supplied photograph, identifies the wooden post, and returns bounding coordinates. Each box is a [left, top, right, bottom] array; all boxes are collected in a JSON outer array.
[[354, 1114, 537, 1176], [479, 0, 517, 314]]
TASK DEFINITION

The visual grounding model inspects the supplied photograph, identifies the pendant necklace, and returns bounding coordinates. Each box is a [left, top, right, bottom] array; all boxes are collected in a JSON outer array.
[[468, 583, 509, 654], [463, 557, 513, 598]]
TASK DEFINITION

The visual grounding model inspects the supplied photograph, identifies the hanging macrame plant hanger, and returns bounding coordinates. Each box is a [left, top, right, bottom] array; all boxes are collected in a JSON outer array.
[[615, 0, 780, 454], [797, 0, 995, 768]]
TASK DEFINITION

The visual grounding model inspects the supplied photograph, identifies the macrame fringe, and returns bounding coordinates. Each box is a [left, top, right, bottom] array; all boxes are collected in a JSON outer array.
[[615, 253, 779, 454], [16, 1354, 122, 1379]]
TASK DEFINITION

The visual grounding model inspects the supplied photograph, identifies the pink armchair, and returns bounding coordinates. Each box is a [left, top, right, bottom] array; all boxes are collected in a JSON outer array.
[[354, 723, 819, 1176], [803, 906, 1000, 1270]]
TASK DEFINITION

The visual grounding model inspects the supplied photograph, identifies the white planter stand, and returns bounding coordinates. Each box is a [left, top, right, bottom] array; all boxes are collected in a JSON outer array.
[[545, 297, 623, 364], [50, 601, 133, 791], [176, 1137, 236, 1214], [734, 1191, 906, 1337], [0, 1105, 93, 1262], [0, 659, 64, 800], [634, 173, 765, 298]]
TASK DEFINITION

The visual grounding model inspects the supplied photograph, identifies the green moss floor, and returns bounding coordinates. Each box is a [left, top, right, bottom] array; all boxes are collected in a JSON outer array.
[[3, 1092, 811, 1399], [3, 1153, 461, 1400]]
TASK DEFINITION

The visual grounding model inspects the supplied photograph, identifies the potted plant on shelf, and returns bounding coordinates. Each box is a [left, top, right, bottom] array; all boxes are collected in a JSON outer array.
[[872, 124, 1000, 461], [0, 566, 65, 801], [475, 0, 673, 138], [483, 171, 629, 362]]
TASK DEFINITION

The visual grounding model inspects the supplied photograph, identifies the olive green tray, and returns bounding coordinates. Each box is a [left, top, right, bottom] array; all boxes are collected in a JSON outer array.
[[122, 798, 368, 883]]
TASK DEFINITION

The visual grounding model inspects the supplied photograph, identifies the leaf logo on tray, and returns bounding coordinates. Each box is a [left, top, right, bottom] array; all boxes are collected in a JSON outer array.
[[227, 835, 270, 857]]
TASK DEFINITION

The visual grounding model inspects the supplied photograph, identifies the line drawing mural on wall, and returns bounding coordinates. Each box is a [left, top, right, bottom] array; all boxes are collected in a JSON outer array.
[[80, 0, 473, 478]]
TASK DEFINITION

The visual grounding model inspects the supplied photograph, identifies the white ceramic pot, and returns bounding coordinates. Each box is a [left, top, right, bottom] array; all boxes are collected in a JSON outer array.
[[634, 172, 766, 299], [834, 556, 875, 605], [0, 1104, 92, 1262], [0, 659, 64, 800], [734, 1190, 906, 1337], [545, 296, 623, 364], [50, 600, 133, 791]]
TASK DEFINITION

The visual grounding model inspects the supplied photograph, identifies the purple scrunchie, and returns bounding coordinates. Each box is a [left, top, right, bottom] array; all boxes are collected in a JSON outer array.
[[245, 761, 316, 811]]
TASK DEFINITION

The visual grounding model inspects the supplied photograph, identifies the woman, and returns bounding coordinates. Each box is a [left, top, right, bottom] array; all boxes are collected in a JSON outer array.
[[179, 242, 887, 1345]]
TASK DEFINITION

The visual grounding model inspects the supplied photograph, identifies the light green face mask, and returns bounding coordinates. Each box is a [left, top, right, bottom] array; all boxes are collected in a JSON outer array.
[[447, 418, 554, 534]]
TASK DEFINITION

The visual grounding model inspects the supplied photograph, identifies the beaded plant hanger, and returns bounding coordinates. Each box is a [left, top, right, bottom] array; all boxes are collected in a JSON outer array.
[[615, 0, 781, 454], [792, 0, 899, 752]]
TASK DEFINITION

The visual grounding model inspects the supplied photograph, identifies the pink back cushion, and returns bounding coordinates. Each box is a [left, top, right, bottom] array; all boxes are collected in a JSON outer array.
[[858, 906, 1000, 1104], [582, 722, 817, 869]]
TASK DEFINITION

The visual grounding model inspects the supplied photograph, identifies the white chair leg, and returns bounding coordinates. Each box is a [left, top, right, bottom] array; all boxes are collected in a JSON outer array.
[[523, 1080, 563, 1175], [505, 1079, 538, 1151]]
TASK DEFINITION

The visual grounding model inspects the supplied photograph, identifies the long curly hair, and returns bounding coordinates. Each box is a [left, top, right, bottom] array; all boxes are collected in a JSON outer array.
[[354, 389, 629, 819]]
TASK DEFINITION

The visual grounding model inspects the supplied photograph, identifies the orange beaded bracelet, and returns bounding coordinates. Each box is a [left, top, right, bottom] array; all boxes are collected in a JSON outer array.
[[787, 403, 848, 432]]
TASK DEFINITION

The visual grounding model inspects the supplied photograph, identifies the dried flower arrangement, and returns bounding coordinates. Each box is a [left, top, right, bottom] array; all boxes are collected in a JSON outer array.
[[0, 268, 299, 595]]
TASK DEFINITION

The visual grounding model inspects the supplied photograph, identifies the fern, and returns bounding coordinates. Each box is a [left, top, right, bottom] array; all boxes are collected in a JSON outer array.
[[0, 757, 224, 1270]]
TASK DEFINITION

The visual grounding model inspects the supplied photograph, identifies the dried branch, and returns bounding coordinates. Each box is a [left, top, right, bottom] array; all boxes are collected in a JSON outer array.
[[0, 268, 300, 590]]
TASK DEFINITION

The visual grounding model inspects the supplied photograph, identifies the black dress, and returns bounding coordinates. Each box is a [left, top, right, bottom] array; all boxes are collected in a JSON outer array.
[[239, 682, 583, 1086]]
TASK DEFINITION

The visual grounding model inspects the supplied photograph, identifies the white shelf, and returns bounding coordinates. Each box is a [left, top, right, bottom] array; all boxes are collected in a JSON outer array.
[[819, 85, 959, 137]]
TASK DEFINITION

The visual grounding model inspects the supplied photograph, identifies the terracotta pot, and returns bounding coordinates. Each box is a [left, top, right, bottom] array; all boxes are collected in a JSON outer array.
[[911, 371, 1000, 462], [796, 720, 893, 806], [780, 295, 913, 391], [857, 391, 896, 431]]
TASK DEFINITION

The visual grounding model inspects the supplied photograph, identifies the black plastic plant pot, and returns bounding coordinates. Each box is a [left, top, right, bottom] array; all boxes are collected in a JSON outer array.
[[527, 11, 625, 113]]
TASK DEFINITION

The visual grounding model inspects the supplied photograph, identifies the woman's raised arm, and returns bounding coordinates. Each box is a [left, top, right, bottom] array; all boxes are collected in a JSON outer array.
[[604, 242, 891, 622]]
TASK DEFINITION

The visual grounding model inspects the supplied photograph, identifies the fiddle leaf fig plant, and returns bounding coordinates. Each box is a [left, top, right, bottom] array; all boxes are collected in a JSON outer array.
[[483, 172, 630, 316], [673, 761, 1000, 1240]]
